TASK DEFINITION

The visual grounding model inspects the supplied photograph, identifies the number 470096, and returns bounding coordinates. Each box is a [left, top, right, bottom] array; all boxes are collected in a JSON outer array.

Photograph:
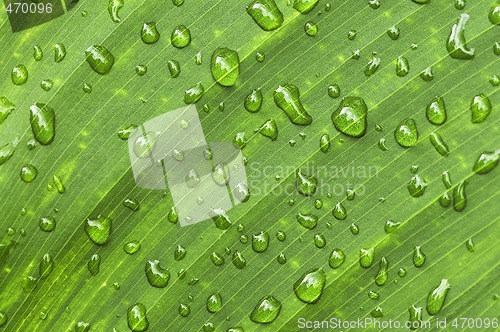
[[6, 2, 53, 14]]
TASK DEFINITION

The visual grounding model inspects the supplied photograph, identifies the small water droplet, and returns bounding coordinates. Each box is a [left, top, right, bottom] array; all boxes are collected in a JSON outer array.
[[85, 45, 115, 75], [314, 234, 326, 248], [168, 206, 179, 224], [40, 79, 53, 91], [408, 305, 423, 330], [276, 231, 286, 241], [332, 201, 347, 220], [83, 83, 93, 93], [378, 138, 388, 151], [127, 303, 149, 331], [398, 268, 407, 277], [39, 216, 56, 232], [297, 212, 318, 229], [387, 26, 400, 40], [252, 231, 270, 252], [426, 279, 450, 315], [54, 43, 66, 62], [368, 290, 380, 299], [360, 248, 375, 268], [274, 84, 312, 125], [426, 96, 447, 125], [447, 14, 475, 59], [20, 164, 38, 183], [350, 223, 359, 235], [256, 51, 265, 62], [465, 238, 475, 252], [413, 246, 426, 267], [12, 65, 28, 85], [171, 25, 191, 48], [206, 293, 223, 313], [332, 97, 368, 138], [39, 253, 54, 279], [396, 56, 410, 77], [33, 45, 43, 61], [304, 21, 318, 36], [351, 49, 361, 60], [394, 118, 418, 147], [174, 244, 187, 260], [84, 215, 112, 245], [452, 180, 467, 212], [141, 22, 160, 44], [293, 268, 326, 303], [384, 220, 400, 234], [184, 82, 204, 104], [30, 103, 55, 146], [210, 252, 224, 266], [245, 89, 263, 113], [145, 260, 170, 288], [375, 257, 389, 286], [364, 56, 381, 76], [124, 240, 141, 254], [232, 251, 247, 269], [429, 132, 449, 156], [472, 150, 499, 174], [454, 0, 465, 10], [211, 208, 232, 230], [108, 0, 123, 22], [259, 119, 278, 141], [135, 65, 147, 76], [250, 295, 282, 323], [117, 124, 137, 140], [88, 254, 101, 275], [296, 169, 317, 196], [488, 4, 500, 25], [246, 0, 283, 31], [470, 94, 492, 123], [420, 67, 434, 81]]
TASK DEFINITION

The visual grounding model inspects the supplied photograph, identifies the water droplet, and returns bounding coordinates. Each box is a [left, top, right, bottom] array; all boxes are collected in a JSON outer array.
[[168, 206, 179, 224], [233, 183, 250, 202], [413, 246, 426, 267], [211, 208, 232, 230], [206, 293, 223, 313], [426, 279, 450, 315], [293, 268, 326, 303], [33, 45, 43, 60], [246, 0, 283, 31], [396, 56, 409, 77], [368, 290, 380, 299], [0, 97, 15, 126], [75, 322, 90, 332], [447, 14, 475, 59], [240, 234, 248, 244], [454, 0, 465, 10], [429, 132, 449, 156], [351, 49, 361, 60], [194, 51, 203, 65], [83, 83, 93, 93], [172, 0, 184, 6], [171, 25, 191, 48], [124, 240, 141, 254], [117, 125, 137, 141], [250, 295, 281, 323], [108, 0, 124, 22], [179, 303, 191, 317], [452, 180, 467, 212], [258, 119, 278, 141], [360, 248, 375, 268], [40, 79, 53, 91], [470, 94, 492, 123], [21, 275, 38, 293], [489, 4, 500, 25], [276, 231, 286, 241], [494, 42, 500, 55], [349, 223, 359, 235], [473, 150, 499, 174], [398, 267, 407, 277], [210, 252, 224, 266], [490, 75, 500, 86], [88, 254, 101, 275], [135, 65, 147, 76], [127, 303, 149, 331], [314, 199, 323, 209], [211, 47, 240, 86], [252, 231, 270, 252], [375, 257, 389, 286], [39, 217, 56, 232], [420, 67, 434, 81], [412, 0, 430, 3], [407, 174, 428, 198], [332, 97, 368, 138], [141, 22, 160, 44], [408, 305, 423, 330], [274, 84, 312, 125], [296, 212, 318, 229], [378, 138, 388, 151], [174, 244, 187, 260], [212, 163, 230, 186], [332, 202, 347, 220], [439, 191, 452, 207], [232, 251, 246, 269], [304, 21, 318, 36], [465, 238, 475, 252], [296, 169, 317, 196], [387, 26, 400, 40], [293, 0, 319, 13], [84, 216, 112, 245], [384, 220, 400, 233], [314, 234, 326, 248], [20, 164, 38, 183], [426, 96, 447, 125], [164, 61, 180, 80], [54, 43, 66, 62], [12, 65, 28, 85], [327, 84, 341, 100], [39, 253, 54, 279], [364, 56, 381, 76], [52, 175, 65, 194], [245, 89, 263, 112], [346, 29, 356, 40], [184, 82, 204, 104], [145, 260, 170, 288], [394, 118, 418, 147], [85, 45, 115, 75], [29, 103, 55, 146]]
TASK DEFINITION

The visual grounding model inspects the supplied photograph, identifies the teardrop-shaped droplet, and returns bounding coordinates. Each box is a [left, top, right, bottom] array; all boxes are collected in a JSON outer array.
[[40, 79, 53, 91], [33, 45, 43, 61], [84, 215, 112, 245], [439, 191, 452, 207], [124, 240, 141, 254], [447, 14, 475, 59], [168, 60, 180, 78], [212, 162, 230, 186], [54, 43, 66, 62], [394, 118, 418, 147], [387, 26, 400, 40], [329, 248, 345, 269], [20, 164, 38, 183], [296, 169, 317, 196], [168, 206, 178, 224], [185, 169, 200, 188], [296, 212, 318, 229], [184, 82, 204, 104], [141, 22, 160, 44], [274, 84, 312, 125], [244, 89, 263, 112], [39, 253, 54, 279], [453, 180, 467, 212], [455, 0, 466, 10], [293, 268, 326, 303], [304, 21, 318, 36], [88, 254, 101, 275], [246, 0, 283, 31], [364, 57, 381, 76], [145, 260, 170, 288], [211, 208, 232, 230], [108, 0, 124, 23], [127, 303, 149, 332], [39, 216, 56, 232], [258, 119, 278, 141], [375, 257, 389, 286], [465, 238, 475, 252], [426, 279, 450, 315], [429, 132, 449, 156], [250, 295, 281, 323], [12, 65, 28, 85], [210, 252, 224, 266], [396, 56, 409, 77], [490, 5, 500, 24], [327, 84, 340, 98], [211, 47, 240, 87], [413, 246, 426, 267], [332, 202, 347, 220], [408, 305, 423, 330], [470, 94, 492, 123], [332, 96, 368, 138], [407, 174, 428, 197], [171, 25, 191, 48], [135, 65, 147, 76], [320, 134, 330, 152], [472, 150, 499, 174], [206, 293, 223, 313], [314, 234, 326, 248], [420, 67, 434, 81], [426, 96, 447, 125], [85, 45, 115, 75], [360, 248, 375, 268], [252, 231, 269, 253], [232, 250, 246, 269], [30, 103, 55, 146], [174, 244, 187, 261]]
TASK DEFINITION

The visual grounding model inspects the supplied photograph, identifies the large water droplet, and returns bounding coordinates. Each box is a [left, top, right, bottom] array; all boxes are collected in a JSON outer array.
[[488, 4, 500, 25], [211, 208, 232, 230], [127, 303, 149, 332], [296, 212, 318, 229], [167, 60, 180, 78], [293, 268, 326, 303], [426, 279, 450, 315], [145, 260, 170, 288], [426, 96, 447, 125], [470, 94, 492, 123], [274, 84, 312, 125], [304, 21, 318, 36], [12, 65, 28, 85], [250, 295, 281, 323], [332, 202, 347, 220], [384, 220, 400, 234], [327, 84, 340, 98], [332, 96, 368, 138], [0, 141, 16, 165], [179, 303, 190, 317], [20, 164, 38, 183], [329, 248, 345, 268], [360, 248, 375, 268], [408, 305, 423, 330], [206, 293, 223, 313], [0, 97, 15, 125], [252, 231, 269, 253], [141, 22, 160, 44], [446, 14, 475, 59], [293, 0, 319, 13], [420, 67, 434, 81], [85, 45, 115, 75], [211, 47, 240, 87], [246, 0, 283, 31], [30, 103, 55, 146], [394, 118, 418, 147], [84, 215, 112, 245], [407, 174, 428, 197], [396, 56, 410, 77]]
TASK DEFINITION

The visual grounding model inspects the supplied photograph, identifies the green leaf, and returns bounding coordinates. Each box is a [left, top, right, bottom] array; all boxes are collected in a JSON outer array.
[[0, 0, 498, 331]]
